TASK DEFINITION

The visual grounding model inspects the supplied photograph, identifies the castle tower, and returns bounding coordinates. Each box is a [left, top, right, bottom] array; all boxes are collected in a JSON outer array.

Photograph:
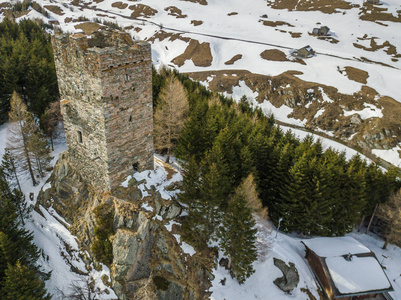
[[52, 30, 154, 191]]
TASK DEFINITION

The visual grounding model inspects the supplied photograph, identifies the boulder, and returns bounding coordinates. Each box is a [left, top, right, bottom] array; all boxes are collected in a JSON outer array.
[[273, 257, 299, 293]]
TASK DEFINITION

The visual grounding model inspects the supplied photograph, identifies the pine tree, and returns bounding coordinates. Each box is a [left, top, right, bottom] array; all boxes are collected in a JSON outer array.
[[1, 261, 51, 300], [1, 148, 21, 191], [219, 186, 257, 284], [154, 74, 189, 163], [179, 157, 210, 247]]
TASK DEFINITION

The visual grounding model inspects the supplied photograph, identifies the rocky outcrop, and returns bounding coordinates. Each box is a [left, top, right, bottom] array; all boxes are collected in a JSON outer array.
[[273, 258, 299, 293], [38, 152, 214, 299]]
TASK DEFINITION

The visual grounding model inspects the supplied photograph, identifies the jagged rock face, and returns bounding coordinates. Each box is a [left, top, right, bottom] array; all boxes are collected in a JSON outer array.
[[38, 152, 214, 299]]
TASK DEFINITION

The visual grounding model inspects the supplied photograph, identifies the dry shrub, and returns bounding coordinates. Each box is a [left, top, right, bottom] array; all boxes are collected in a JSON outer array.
[[129, 4, 158, 18], [111, 2, 128, 9], [343, 66, 369, 84], [260, 49, 288, 61], [225, 54, 242, 65], [179, 0, 207, 5], [190, 20, 203, 26], [262, 20, 294, 27], [44, 5, 64, 15], [267, 0, 355, 14], [172, 39, 213, 67], [164, 6, 187, 18]]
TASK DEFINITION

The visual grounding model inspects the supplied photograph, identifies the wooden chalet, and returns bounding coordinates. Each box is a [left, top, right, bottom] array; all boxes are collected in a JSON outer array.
[[312, 26, 330, 36], [302, 237, 393, 300], [295, 45, 315, 58]]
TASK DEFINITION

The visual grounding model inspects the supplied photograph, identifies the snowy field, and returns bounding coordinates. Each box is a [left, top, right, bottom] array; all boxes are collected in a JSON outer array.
[[6, 0, 401, 103]]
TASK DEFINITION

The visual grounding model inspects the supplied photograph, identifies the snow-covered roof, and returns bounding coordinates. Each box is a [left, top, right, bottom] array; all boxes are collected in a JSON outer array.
[[302, 236, 370, 257], [326, 256, 392, 294], [303, 236, 393, 296]]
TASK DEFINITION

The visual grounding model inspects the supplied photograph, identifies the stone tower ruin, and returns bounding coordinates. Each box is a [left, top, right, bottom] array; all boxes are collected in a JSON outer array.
[[52, 30, 154, 191]]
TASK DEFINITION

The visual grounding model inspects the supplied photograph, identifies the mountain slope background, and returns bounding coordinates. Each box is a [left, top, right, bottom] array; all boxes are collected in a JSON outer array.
[[2, 0, 401, 167]]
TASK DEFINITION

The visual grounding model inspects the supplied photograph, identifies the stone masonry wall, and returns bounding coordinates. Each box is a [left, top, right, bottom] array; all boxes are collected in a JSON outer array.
[[52, 30, 154, 191]]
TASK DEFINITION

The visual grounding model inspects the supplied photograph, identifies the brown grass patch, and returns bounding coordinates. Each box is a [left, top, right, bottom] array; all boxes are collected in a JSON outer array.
[[0, 2, 11, 8], [44, 5, 64, 15], [191, 20, 203, 26], [261, 49, 288, 61], [225, 54, 242, 65], [165, 6, 187, 18], [179, 0, 207, 5], [262, 20, 294, 27], [65, 17, 72, 23], [360, 4, 401, 23], [342, 67, 369, 84], [353, 37, 401, 59], [112, 2, 128, 9], [129, 4, 157, 18], [228, 12, 238, 16], [93, 0, 104, 3], [267, 0, 356, 14], [289, 32, 302, 38], [172, 40, 213, 67], [74, 22, 103, 35], [146, 30, 190, 43]]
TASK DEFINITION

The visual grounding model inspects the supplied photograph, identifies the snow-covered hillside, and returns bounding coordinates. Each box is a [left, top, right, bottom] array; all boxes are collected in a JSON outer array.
[[3, 0, 401, 166], [5, 0, 401, 101]]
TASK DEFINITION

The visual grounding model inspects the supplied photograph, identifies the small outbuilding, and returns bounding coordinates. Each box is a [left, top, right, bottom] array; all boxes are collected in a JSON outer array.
[[312, 26, 330, 36], [302, 236, 393, 300], [294, 45, 315, 58]]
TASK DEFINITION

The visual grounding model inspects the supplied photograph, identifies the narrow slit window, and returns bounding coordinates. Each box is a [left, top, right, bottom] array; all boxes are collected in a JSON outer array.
[[129, 116, 133, 122], [124, 74, 129, 81], [78, 131, 83, 143], [133, 162, 139, 172]]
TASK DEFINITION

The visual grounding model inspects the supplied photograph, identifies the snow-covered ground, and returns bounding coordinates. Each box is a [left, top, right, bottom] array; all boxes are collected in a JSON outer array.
[[7, 0, 401, 103], [211, 219, 401, 300]]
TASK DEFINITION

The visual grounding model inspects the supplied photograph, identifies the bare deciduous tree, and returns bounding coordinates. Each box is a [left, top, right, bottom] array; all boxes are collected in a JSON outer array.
[[7, 91, 52, 186], [40, 100, 61, 151], [7, 91, 37, 185], [153, 74, 188, 163], [240, 173, 268, 220]]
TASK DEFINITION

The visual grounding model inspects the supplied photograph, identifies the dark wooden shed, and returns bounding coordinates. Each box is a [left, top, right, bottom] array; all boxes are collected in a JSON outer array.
[[312, 26, 330, 36], [302, 237, 393, 300], [295, 45, 315, 58]]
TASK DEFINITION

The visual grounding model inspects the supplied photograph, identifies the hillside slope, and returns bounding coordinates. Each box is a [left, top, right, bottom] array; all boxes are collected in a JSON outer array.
[[2, 0, 400, 166]]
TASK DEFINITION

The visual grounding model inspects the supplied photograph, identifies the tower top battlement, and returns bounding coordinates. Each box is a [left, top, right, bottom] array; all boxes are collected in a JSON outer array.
[[52, 29, 154, 191]]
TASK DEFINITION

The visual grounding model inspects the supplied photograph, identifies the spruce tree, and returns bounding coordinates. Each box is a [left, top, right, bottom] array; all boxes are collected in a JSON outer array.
[[219, 186, 257, 284], [1, 148, 21, 191], [1, 261, 51, 300]]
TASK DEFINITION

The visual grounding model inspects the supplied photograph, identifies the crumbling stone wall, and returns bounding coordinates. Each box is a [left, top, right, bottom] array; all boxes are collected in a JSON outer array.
[[52, 30, 154, 191]]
